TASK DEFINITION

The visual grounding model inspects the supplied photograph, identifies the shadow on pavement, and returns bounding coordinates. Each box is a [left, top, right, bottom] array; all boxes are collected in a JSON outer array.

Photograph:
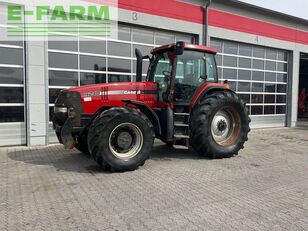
[[7, 146, 101, 173], [151, 143, 200, 160], [7, 141, 201, 173]]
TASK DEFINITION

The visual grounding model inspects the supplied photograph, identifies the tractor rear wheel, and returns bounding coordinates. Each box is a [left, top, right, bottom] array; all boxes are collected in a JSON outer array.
[[190, 91, 250, 158], [87, 108, 155, 172]]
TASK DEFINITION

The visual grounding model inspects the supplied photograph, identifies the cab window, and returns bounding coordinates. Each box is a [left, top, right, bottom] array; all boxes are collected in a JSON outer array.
[[148, 50, 218, 103]]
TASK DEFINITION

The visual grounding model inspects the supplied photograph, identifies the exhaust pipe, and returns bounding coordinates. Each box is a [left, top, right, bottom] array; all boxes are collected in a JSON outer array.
[[135, 48, 143, 82], [204, 0, 212, 46]]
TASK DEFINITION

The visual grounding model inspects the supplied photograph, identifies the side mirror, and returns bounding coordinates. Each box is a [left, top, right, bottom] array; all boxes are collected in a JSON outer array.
[[173, 41, 185, 55], [142, 55, 150, 60]]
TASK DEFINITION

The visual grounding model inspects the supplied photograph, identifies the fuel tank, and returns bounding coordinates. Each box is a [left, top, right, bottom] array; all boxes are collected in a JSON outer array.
[[65, 82, 158, 114]]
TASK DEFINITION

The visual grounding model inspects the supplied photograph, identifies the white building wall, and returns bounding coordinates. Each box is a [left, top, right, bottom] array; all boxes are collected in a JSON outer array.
[[26, 41, 48, 145]]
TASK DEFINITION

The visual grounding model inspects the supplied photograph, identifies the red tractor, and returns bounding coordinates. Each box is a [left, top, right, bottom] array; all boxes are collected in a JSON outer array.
[[53, 42, 250, 172]]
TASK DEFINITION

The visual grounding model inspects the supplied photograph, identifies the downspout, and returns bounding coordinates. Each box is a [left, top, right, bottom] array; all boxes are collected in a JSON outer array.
[[204, 0, 212, 46]]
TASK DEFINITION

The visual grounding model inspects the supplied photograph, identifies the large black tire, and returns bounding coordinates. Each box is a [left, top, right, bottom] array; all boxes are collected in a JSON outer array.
[[75, 132, 90, 155], [55, 131, 62, 143], [87, 107, 155, 172], [190, 91, 250, 158]]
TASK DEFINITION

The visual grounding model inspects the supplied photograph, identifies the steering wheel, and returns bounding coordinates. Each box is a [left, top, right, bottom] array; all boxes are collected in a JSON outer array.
[[162, 71, 171, 82]]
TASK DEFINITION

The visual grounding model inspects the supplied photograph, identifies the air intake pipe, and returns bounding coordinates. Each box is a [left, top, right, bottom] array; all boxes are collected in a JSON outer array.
[[135, 48, 143, 82]]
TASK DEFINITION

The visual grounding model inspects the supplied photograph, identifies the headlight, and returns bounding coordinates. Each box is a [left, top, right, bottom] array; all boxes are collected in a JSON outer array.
[[54, 107, 68, 113]]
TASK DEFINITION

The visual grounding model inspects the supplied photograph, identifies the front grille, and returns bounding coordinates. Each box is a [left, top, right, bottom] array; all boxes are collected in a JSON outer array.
[[55, 91, 83, 126]]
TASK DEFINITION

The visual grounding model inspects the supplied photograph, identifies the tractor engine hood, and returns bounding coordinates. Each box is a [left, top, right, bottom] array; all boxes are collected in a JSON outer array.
[[60, 82, 158, 115]]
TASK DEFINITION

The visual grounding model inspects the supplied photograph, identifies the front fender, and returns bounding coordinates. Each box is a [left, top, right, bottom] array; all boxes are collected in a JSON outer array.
[[122, 100, 162, 136]]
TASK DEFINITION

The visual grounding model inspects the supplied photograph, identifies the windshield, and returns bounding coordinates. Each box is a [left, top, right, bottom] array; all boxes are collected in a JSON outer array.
[[147, 50, 218, 103], [148, 50, 218, 82]]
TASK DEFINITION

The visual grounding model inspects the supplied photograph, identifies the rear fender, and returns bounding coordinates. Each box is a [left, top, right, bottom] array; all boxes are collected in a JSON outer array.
[[190, 83, 234, 110], [122, 100, 162, 136]]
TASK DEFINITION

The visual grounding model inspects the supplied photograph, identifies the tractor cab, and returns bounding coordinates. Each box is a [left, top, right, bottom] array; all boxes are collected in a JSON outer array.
[[147, 42, 218, 107], [133, 42, 229, 147]]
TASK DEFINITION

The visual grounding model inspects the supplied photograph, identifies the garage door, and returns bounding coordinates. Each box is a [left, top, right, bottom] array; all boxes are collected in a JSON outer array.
[[47, 24, 197, 143], [0, 3, 26, 146], [0, 32, 26, 146], [211, 38, 289, 128]]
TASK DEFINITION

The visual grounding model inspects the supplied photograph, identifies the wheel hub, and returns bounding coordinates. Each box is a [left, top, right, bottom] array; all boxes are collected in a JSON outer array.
[[211, 110, 232, 144], [217, 119, 227, 132], [109, 123, 144, 161], [116, 132, 133, 149]]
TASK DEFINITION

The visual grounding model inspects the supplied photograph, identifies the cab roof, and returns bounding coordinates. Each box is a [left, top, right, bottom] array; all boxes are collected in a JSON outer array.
[[151, 43, 217, 55]]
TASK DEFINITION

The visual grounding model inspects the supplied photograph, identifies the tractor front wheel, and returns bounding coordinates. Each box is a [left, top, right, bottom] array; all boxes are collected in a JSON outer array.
[[190, 91, 250, 158], [87, 108, 155, 172], [75, 132, 90, 155]]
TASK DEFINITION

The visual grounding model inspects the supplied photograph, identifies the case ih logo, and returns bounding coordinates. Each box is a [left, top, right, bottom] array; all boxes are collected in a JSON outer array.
[[123, 90, 142, 95], [3, 0, 118, 41]]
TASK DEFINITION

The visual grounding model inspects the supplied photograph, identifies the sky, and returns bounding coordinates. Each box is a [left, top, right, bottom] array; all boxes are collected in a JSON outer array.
[[237, 0, 308, 20]]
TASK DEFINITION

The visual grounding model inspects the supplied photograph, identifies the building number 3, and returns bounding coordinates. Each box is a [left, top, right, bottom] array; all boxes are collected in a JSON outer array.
[[132, 12, 138, 21]]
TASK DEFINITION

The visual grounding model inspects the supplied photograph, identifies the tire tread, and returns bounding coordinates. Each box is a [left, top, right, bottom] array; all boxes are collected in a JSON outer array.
[[87, 107, 154, 172], [190, 91, 250, 159]]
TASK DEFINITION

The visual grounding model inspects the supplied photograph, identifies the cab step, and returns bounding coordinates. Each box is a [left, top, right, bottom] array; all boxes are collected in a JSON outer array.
[[174, 134, 189, 139], [172, 135, 189, 150], [173, 144, 189, 150], [173, 111, 190, 149], [174, 123, 189, 127], [174, 113, 190, 116]]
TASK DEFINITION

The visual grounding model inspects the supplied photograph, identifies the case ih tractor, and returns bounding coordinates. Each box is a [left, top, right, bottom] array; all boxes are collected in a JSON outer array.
[[53, 42, 250, 172]]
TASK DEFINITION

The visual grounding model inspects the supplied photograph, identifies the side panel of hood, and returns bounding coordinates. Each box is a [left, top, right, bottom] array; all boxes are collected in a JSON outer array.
[[67, 82, 158, 114]]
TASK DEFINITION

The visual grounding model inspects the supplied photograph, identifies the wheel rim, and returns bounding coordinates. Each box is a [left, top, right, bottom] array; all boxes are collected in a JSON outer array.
[[211, 108, 241, 146], [108, 123, 143, 161]]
